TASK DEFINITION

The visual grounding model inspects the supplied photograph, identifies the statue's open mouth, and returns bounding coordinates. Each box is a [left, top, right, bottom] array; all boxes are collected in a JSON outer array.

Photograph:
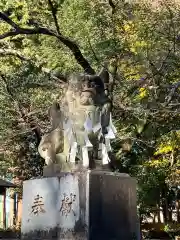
[[81, 89, 96, 95]]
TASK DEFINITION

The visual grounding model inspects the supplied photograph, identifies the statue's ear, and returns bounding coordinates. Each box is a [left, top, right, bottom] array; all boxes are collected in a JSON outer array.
[[98, 67, 109, 83]]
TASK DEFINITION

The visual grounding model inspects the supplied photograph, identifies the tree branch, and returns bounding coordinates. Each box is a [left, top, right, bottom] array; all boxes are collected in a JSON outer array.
[[0, 11, 19, 28], [0, 48, 67, 84], [165, 81, 180, 105], [0, 12, 95, 74], [108, 0, 116, 14], [0, 48, 30, 61], [47, 0, 61, 35], [0, 72, 42, 145]]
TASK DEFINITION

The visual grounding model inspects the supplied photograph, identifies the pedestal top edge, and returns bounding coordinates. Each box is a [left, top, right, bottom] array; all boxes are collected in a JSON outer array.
[[25, 171, 135, 183]]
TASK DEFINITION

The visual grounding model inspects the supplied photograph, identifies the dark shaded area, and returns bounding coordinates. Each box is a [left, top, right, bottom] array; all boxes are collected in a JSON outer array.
[[144, 230, 171, 239], [21, 228, 58, 240], [89, 172, 138, 240], [21, 228, 87, 240], [0, 229, 20, 239], [89, 173, 102, 239]]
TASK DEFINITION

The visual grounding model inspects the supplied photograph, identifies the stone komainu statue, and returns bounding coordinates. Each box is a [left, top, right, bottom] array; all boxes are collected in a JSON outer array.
[[38, 68, 116, 171]]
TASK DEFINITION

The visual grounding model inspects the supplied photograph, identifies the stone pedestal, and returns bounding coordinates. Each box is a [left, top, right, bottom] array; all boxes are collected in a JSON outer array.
[[21, 171, 139, 240]]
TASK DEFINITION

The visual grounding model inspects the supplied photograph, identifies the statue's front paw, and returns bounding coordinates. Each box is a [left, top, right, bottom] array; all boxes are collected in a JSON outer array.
[[45, 156, 54, 166]]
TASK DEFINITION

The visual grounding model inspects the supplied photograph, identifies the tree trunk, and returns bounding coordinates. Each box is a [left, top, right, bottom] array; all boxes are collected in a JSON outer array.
[[157, 205, 161, 223], [161, 186, 169, 223], [168, 209, 172, 222], [2, 190, 6, 229], [162, 200, 168, 223], [10, 192, 17, 226], [176, 190, 180, 223], [176, 200, 180, 222], [16, 197, 22, 228]]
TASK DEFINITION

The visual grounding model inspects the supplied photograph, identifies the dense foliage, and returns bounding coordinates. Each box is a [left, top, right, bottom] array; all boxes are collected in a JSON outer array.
[[1, 0, 180, 224]]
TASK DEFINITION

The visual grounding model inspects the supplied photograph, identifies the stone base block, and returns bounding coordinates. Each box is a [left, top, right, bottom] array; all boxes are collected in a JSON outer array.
[[21, 171, 139, 240]]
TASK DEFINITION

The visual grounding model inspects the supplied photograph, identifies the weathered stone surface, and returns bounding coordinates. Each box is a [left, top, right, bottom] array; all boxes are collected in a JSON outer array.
[[21, 177, 59, 234], [38, 71, 114, 171], [21, 171, 139, 240], [21, 172, 88, 240]]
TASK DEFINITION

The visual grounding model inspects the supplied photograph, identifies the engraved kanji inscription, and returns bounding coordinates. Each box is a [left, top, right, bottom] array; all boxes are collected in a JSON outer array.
[[31, 194, 46, 216], [60, 193, 76, 217]]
